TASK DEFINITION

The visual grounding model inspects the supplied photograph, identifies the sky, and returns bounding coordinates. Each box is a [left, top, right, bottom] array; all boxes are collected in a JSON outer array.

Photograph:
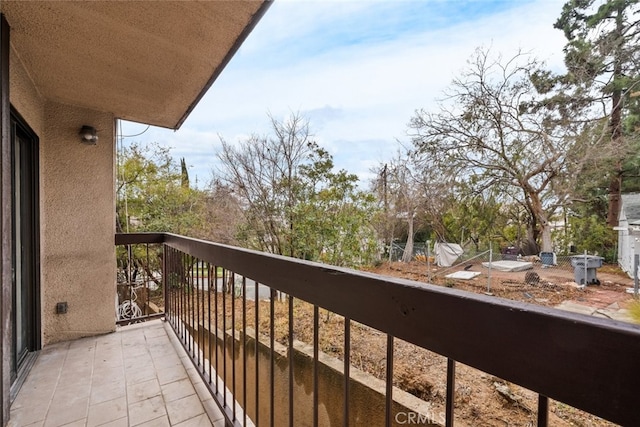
[[119, 0, 569, 189]]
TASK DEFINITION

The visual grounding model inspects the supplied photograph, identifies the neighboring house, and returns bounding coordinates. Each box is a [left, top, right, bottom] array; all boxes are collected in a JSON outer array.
[[618, 193, 640, 278], [0, 2, 270, 424]]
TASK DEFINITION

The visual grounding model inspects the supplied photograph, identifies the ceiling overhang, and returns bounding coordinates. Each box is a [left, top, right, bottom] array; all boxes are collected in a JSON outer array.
[[2, 1, 271, 129]]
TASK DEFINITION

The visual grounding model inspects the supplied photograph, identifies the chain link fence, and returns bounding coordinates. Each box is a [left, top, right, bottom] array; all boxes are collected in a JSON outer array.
[[388, 242, 428, 262], [387, 241, 607, 289]]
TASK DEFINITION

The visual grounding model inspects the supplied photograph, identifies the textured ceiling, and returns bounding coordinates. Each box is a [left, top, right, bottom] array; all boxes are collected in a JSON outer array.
[[2, 1, 269, 129]]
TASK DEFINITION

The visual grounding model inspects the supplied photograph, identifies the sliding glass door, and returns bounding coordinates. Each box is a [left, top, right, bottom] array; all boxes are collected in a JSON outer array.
[[11, 111, 40, 381]]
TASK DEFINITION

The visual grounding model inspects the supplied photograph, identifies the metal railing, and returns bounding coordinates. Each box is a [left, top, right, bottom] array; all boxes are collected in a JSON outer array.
[[115, 234, 165, 325], [115, 233, 640, 427]]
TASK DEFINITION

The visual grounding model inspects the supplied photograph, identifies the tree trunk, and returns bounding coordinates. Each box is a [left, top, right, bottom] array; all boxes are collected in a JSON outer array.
[[607, 170, 622, 226], [607, 4, 624, 227], [523, 224, 539, 256], [540, 222, 553, 253], [527, 191, 552, 254], [401, 215, 414, 263], [388, 222, 396, 262]]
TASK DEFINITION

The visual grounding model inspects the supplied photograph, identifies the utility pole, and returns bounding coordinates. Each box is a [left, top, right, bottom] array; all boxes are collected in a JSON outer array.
[[382, 163, 388, 214]]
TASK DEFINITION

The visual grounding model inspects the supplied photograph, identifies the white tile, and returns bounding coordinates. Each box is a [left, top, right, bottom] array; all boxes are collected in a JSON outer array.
[[13, 321, 234, 427], [156, 364, 188, 385], [173, 413, 213, 427], [9, 404, 49, 426], [43, 395, 88, 427], [161, 378, 196, 402], [90, 380, 126, 405], [87, 396, 127, 426], [59, 419, 87, 427], [94, 417, 127, 427], [128, 395, 166, 426], [134, 415, 170, 427], [127, 378, 161, 404], [125, 367, 157, 386], [166, 394, 204, 425]]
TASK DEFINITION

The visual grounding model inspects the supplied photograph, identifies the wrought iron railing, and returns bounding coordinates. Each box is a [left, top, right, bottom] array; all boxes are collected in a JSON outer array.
[[115, 233, 640, 427], [115, 234, 165, 325]]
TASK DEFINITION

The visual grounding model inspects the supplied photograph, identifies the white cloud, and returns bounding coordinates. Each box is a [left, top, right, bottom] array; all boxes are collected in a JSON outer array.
[[122, 0, 569, 186]]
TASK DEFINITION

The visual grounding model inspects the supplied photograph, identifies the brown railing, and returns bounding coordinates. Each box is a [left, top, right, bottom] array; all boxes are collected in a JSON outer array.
[[115, 232, 640, 427]]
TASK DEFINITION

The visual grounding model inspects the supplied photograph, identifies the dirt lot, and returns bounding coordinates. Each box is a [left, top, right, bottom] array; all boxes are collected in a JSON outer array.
[[359, 261, 634, 426], [304, 261, 633, 426], [210, 260, 635, 426], [371, 261, 635, 311]]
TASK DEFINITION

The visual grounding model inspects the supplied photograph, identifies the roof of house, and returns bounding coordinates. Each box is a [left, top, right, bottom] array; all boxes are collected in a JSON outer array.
[[2, 1, 270, 129], [621, 193, 640, 224]]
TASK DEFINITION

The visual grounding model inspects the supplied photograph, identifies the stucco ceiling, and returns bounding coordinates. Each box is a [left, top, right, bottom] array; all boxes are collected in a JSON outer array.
[[2, 1, 270, 129]]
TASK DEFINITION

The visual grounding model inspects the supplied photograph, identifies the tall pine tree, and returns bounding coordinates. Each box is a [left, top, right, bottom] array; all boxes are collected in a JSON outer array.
[[554, 0, 640, 225], [180, 157, 189, 189]]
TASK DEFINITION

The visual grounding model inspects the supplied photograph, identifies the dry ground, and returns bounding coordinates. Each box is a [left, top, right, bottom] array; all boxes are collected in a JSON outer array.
[[203, 260, 635, 426], [372, 261, 634, 311]]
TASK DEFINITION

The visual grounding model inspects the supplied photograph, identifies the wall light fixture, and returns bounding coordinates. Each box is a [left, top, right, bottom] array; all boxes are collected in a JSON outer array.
[[79, 125, 98, 144]]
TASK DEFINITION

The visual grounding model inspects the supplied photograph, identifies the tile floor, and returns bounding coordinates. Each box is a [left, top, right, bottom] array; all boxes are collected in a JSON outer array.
[[9, 320, 226, 427]]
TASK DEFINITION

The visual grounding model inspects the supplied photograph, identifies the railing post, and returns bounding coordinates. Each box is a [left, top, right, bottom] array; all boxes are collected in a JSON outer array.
[[163, 243, 168, 319], [537, 394, 548, 427], [634, 254, 638, 298], [426, 240, 431, 283], [584, 249, 588, 286], [344, 317, 351, 427], [289, 295, 295, 427], [313, 306, 319, 427], [385, 334, 394, 427], [446, 358, 455, 427], [487, 243, 493, 293]]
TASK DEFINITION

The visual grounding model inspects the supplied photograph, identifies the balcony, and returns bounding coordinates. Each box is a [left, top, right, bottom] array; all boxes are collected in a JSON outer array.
[[10, 320, 225, 427], [12, 232, 640, 427]]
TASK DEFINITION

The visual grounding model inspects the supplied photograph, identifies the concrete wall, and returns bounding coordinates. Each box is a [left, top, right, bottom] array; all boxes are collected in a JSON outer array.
[[190, 324, 447, 427], [10, 44, 116, 345]]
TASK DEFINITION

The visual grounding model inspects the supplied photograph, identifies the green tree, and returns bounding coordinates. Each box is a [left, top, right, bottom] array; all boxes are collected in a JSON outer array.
[[568, 214, 617, 260], [215, 113, 380, 267], [117, 143, 208, 235], [180, 157, 189, 189], [441, 187, 514, 252], [116, 142, 243, 301], [292, 148, 379, 266], [553, 0, 640, 225]]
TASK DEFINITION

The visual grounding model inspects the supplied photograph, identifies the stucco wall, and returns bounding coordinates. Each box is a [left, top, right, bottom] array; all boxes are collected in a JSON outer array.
[[9, 46, 44, 135], [40, 100, 115, 344], [10, 43, 116, 344]]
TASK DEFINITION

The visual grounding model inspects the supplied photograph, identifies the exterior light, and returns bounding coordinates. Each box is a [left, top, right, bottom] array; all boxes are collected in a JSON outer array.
[[79, 125, 98, 144]]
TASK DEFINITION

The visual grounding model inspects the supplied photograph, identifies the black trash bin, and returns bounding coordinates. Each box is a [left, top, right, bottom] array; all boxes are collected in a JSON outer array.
[[502, 246, 519, 261]]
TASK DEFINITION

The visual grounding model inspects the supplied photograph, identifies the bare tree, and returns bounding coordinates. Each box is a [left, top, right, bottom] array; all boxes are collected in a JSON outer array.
[[215, 113, 313, 256], [196, 180, 242, 245], [215, 113, 380, 267], [409, 49, 580, 254], [373, 151, 453, 262], [390, 160, 421, 262]]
